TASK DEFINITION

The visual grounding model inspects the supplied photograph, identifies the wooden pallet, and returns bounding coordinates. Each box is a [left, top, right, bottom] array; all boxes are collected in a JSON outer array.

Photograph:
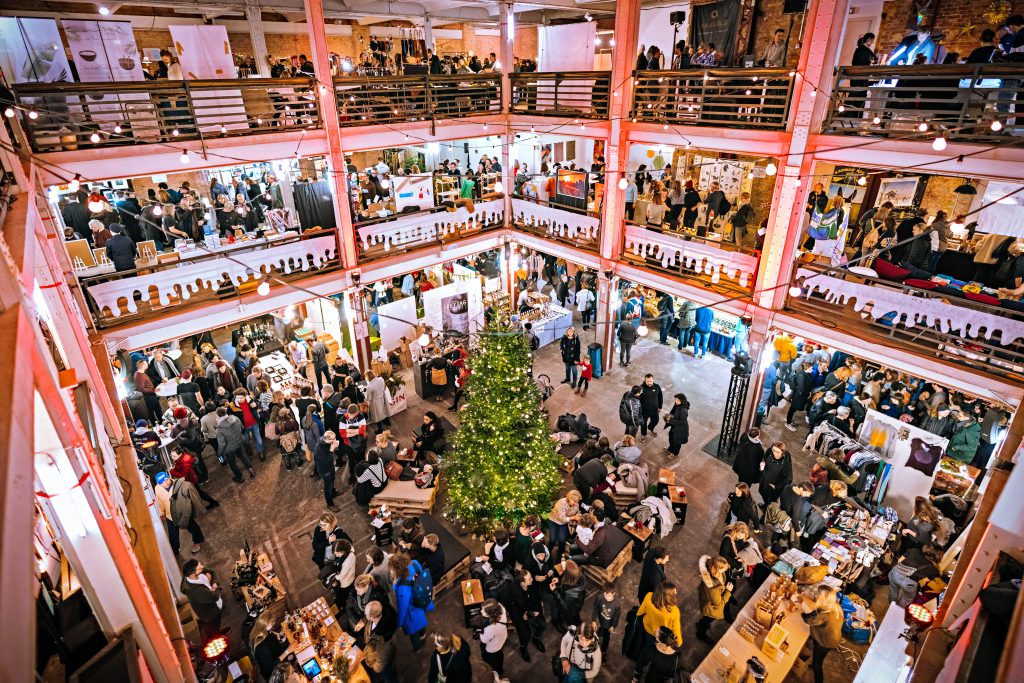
[[370, 480, 437, 517], [434, 555, 472, 595], [582, 531, 633, 586]]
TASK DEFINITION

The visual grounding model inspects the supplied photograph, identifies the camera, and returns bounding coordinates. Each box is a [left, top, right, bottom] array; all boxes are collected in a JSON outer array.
[[567, 624, 578, 635]]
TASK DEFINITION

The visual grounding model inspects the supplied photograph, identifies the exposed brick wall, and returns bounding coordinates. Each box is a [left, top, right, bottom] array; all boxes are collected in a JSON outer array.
[[434, 24, 538, 61], [689, 0, 800, 66], [876, 0, 1024, 60], [130, 169, 211, 200]]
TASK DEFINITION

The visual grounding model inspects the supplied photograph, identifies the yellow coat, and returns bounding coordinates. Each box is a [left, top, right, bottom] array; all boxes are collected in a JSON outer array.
[[637, 593, 682, 645]]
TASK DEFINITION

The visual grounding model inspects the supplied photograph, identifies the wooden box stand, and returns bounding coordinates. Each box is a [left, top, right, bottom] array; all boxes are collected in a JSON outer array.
[[370, 480, 437, 517]]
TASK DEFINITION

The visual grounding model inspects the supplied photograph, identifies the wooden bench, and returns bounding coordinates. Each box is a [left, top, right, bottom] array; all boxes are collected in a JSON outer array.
[[370, 480, 436, 517], [581, 525, 633, 586]]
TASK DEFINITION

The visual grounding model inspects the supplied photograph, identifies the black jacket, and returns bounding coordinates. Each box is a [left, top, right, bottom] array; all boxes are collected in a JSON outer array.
[[639, 383, 663, 416], [617, 321, 638, 345], [731, 434, 764, 485], [637, 550, 666, 602], [62, 201, 91, 235], [313, 440, 338, 477], [667, 403, 689, 445], [760, 452, 793, 497], [499, 581, 539, 621], [574, 458, 608, 488], [618, 393, 642, 427], [311, 525, 351, 567], [790, 369, 813, 412], [104, 234, 137, 271], [559, 334, 581, 363], [427, 638, 472, 683], [808, 398, 837, 430], [554, 575, 587, 623], [726, 492, 761, 529]]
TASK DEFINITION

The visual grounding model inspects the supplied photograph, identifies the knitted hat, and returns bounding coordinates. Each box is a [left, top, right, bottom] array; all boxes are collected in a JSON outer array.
[[685, 180, 694, 189], [154, 471, 169, 485], [135, 418, 150, 428], [173, 406, 189, 420]]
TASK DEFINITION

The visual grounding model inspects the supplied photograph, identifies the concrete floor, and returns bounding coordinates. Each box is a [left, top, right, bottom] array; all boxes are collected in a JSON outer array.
[[189, 319, 871, 682]]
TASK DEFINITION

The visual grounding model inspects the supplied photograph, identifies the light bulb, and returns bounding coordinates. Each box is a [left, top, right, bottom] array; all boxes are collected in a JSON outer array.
[[180, 152, 190, 164], [171, 128, 179, 136], [418, 332, 431, 346], [991, 120, 1003, 131], [256, 118, 262, 124], [483, 123, 488, 130], [68, 176, 80, 192], [530, 126, 535, 132], [872, 116, 881, 125], [618, 177, 628, 190], [745, 89, 752, 96], [932, 136, 947, 151], [748, 171, 754, 180], [494, 180, 504, 193], [663, 123, 668, 130], [789, 285, 802, 297], [810, 91, 816, 98], [795, 178, 802, 187], [3, 107, 12, 117], [837, 104, 845, 113], [89, 132, 100, 143], [917, 122, 928, 132], [637, 323, 649, 337], [28, 110, 38, 119], [113, 123, 122, 133], [765, 162, 777, 177], [99, 5, 110, 15], [631, 117, 637, 123], [257, 281, 270, 296], [857, 176, 866, 186], [220, 125, 227, 133], [88, 199, 104, 212], [153, 205, 163, 216]]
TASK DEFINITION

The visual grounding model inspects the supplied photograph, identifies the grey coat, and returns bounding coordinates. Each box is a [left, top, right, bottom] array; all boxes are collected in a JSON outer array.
[[365, 376, 389, 424], [215, 414, 245, 454]]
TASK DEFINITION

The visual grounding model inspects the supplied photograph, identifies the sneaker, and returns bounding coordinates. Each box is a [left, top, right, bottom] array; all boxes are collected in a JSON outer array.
[[785, 423, 797, 432], [248, 468, 256, 479], [191, 543, 201, 553]]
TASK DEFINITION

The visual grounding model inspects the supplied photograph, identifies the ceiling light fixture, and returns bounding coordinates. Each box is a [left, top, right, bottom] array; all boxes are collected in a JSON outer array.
[[932, 136, 947, 151]]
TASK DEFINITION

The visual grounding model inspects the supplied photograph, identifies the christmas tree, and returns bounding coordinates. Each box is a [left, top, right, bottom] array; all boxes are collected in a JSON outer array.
[[442, 318, 563, 534]]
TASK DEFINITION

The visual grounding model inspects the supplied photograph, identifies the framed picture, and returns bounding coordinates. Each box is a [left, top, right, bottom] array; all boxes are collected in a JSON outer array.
[[554, 169, 588, 210], [875, 177, 919, 208]]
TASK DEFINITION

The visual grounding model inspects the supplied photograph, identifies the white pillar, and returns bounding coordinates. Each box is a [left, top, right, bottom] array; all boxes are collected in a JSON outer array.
[[424, 17, 435, 52], [246, 0, 272, 77]]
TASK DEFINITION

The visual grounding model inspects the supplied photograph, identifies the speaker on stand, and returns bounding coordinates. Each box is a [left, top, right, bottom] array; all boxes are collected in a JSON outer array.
[[714, 352, 753, 464], [670, 11, 686, 68]]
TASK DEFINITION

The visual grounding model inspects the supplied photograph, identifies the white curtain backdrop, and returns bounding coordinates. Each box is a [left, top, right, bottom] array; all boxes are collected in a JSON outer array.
[[538, 22, 596, 71], [976, 181, 1024, 238]]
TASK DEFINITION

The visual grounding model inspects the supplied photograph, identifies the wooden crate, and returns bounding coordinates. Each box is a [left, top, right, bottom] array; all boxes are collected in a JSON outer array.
[[370, 480, 437, 517], [582, 540, 632, 586], [434, 555, 472, 595]]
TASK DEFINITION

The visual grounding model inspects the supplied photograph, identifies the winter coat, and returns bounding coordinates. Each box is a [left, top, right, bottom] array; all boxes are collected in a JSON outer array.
[[618, 392, 642, 427], [667, 403, 689, 446], [365, 376, 389, 423], [554, 574, 588, 623], [760, 452, 793, 499], [790, 368, 813, 411], [313, 439, 337, 477], [725, 492, 760, 529], [948, 420, 981, 462], [718, 535, 749, 577], [803, 608, 843, 649], [215, 414, 245, 454], [637, 550, 667, 602], [311, 525, 351, 567], [815, 456, 860, 487], [731, 435, 765, 485], [104, 234, 137, 271], [560, 334, 581, 363], [560, 631, 603, 680], [617, 321, 638, 345], [698, 555, 732, 619], [169, 479, 202, 528], [613, 441, 642, 464], [636, 592, 682, 643], [394, 559, 433, 636], [639, 383, 664, 416], [807, 398, 837, 429], [427, 637, 472, 683], [918, 413, 954, 437], [302, 415, 324, 448]]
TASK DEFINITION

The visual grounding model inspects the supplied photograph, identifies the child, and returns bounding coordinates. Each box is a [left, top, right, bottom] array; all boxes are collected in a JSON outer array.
[[575, 356, 593, 396], [592, 584, 621, 654]]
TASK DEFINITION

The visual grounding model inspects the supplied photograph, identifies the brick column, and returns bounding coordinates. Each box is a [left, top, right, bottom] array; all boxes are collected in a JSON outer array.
[[304, 0, 359, 270]]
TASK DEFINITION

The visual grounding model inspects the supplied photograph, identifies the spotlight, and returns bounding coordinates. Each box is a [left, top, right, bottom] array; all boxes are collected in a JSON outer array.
[[789, 285, 802, 297], [180, 152, 190, 164], [618, 177, 628, 190], [257, 280, 270, 296], [932, 136, 947, 151], [201, 635, 229, 663], [991, 120, 1003, 132], [637, 322, 649, 337], [765, 162, 778, 177]]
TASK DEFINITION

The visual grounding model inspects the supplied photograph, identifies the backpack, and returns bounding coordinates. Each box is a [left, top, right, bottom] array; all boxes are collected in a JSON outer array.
[[529, 333, 540, 351], [409, 560, 434, 609], [178, 420, 204, 455]]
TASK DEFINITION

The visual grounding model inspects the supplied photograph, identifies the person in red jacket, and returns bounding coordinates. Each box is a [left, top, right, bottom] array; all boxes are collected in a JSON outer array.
[[170, 452, 219, 509], [576, 357, 593, 396], [230, 388, 265, 461]]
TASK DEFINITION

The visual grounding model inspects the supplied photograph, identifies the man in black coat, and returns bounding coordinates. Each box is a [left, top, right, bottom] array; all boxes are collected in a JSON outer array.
[[619, 386, 642, 438], [638, 374, 663, 442], [617, 320, 638, 367], [104, 223, 137, 272], [499, 570, 546, 661], [62, 196, 91, 243], [114, 191, 144, 242], [315, 432, 340, 509], [180, 559, 224, 640], [559, 327, 581, 388], [759, 443, 793, 508], [636, 546, 669, 602], [572, 458, 608, 504], [731, 428, 765, 486], [785, 360, 814, 431]]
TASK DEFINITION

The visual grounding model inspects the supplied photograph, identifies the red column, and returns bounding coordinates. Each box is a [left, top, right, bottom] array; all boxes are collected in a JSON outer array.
[[304, 0, 359, 270]]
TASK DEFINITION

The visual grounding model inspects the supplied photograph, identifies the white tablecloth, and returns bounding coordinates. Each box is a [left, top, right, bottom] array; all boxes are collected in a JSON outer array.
[[526, 305, 574, 348]]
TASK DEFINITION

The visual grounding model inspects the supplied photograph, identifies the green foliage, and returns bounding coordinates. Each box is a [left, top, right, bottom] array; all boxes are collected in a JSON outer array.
[[442, 319, 562, 534]]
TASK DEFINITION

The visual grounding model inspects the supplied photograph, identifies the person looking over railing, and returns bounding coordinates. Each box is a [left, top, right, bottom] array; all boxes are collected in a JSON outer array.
[[761, 29, 787, 68]]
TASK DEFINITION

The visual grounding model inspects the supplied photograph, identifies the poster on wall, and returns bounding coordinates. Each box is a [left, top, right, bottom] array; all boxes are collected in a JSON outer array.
[[167, 24, 246, 134], [422, 279, 484, 337], [393, 174, 435, 212], [875, 177, 919, 208], [62, 20, 152, 137], [441, 292, 470, 334], [690, 0, 743, 64], [0, 17, 71, 83], [696, 157, 750, 202], [377, 297, 418, 352], [554, 169, 588, 210]]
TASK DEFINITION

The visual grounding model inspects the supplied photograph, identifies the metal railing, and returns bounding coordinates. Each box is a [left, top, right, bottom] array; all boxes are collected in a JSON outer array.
[[335, 72, 501, 126], [13, 78, 321, 153], [823, 64, 1024, 142], [78, 228, 340, 328], [509, 71, 611, 119], [632, 68, 794, 129], [789, 261, 1024, 381]]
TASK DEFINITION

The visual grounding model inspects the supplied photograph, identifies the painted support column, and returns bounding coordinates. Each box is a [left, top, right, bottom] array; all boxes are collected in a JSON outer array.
[[754, 0, 846, 310], [600, 0, 642, 263], [595, 274, 618, 373], [424, 17, 434, 52], [345, 288, 373, 371], [499, 2, 514, 223], [245, 0, 271, 78], [303, 0, 359, 270]]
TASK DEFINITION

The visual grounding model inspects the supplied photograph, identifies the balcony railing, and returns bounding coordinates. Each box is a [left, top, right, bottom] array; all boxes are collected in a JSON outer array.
[[12, 78, 320, 153], [822, 64, 1024, 142], [622, 223, 759, 295], [79, 229, 339, 328], [789, 261, 1024, 381], [509, 71, 611, 119], [510, 197, 600, 251], [335, 73, 501, 126], [356, 198, 506, 263], [632, 68, 794, 129]]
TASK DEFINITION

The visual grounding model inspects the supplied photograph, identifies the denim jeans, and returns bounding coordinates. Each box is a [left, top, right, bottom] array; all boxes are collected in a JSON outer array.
[[659, 318, 675, 344], [677, 326, 692, 350], [564, 362, 578, 385], [620, 343, 633, 365], [693, 331, 710, 357], [242, 424, 264, 455], [731, 335, 748, 359]]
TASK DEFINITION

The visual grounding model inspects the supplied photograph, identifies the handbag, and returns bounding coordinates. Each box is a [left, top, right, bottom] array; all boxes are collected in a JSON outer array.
[[384, 460, 403, 480], [279, 431, 299, 453], [431, 367, 448, 386]]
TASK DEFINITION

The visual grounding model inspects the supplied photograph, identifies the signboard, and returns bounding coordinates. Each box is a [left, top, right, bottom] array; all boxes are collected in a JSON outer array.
[[554, 169, 588, 210], [168, 24, 246, 134], [392, 174, 434, 213], [0, 17, 71, 83], [690, 0, 743, 64]]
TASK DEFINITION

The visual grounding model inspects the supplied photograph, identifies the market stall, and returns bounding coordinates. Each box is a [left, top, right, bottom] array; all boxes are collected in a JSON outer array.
[[520, 303, 574, 347], [281, 598, 369, 683]]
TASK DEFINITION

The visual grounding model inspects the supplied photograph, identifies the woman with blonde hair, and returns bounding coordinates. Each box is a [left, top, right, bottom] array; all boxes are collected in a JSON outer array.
[[719, 521, 752, 580], [696, 555, 733, 644], [427, 632, 472, 682], [801, 585, 844, 683], [547, 489, 582, 558], [634, 581, 681, 679], [249, 610, 286, 680], [646, 190, 668, 228]]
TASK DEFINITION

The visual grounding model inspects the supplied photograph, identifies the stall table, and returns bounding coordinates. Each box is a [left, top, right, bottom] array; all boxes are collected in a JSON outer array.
[[691, 577, 810, 683], [282, 597, 369, 683], [460, 578, 485, 627], [233, 553, 287, 613], [654, 468, 688, 525], [622, 520, 654, 562], [580, 525, 633, 585], [524, 305, 574, 348], [258, 350, 304, 394]]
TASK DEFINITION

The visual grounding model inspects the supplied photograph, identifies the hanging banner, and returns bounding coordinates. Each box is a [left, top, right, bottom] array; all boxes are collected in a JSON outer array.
[[0, 17, 71, 83], [167, 24, 247, 134], [690, 0, 743, 65], [61, 20, 152, 138]]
